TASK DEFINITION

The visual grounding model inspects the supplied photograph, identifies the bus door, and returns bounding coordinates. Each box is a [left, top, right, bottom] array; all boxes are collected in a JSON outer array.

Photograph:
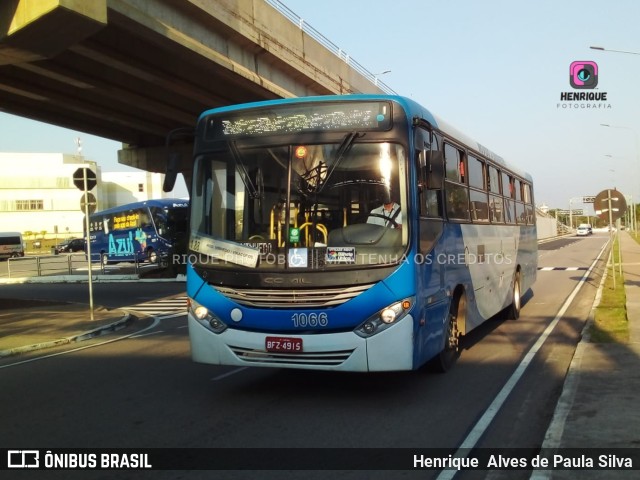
[[414, 126, 449, 357]]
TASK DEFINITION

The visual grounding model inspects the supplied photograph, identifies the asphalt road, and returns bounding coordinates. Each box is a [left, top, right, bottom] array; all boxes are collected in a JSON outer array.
[[0, 233, 610, 480]]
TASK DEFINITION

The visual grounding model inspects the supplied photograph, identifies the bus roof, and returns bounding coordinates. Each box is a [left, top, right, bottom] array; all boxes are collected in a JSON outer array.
[[198, 94, 532, 182], [0, 232, 22, 237], [91, 198, 188, 217]]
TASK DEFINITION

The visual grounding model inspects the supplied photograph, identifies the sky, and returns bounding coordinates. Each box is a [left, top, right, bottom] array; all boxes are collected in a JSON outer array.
[[1, 0, 639, 212]]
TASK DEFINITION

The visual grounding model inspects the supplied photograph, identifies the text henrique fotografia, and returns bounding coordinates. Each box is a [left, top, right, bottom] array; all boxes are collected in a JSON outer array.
[[558, 60, 612, 109]]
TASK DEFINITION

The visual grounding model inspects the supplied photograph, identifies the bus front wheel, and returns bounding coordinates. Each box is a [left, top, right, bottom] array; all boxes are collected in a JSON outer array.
[[433, 292, 464, 373], [147, 249, 158, 264]]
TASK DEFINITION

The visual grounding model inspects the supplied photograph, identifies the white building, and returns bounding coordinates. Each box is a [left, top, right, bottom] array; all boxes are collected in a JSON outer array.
[[0, 152, 168, 239], [100, 171, 166, 208]]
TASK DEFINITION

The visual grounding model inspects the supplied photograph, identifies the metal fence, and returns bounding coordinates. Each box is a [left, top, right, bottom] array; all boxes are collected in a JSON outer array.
[[6, 253, 143, 278]]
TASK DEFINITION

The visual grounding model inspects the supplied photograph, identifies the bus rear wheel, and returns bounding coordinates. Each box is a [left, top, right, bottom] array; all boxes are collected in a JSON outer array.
[[506, 271, 521, 320], [433, 292, 464, 373]]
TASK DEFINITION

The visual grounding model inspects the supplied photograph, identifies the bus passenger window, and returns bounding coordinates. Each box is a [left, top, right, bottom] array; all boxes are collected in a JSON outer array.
[[488, 166, 500, 194], [445, 183, 470, 220], [444, 143, 464, 183], [468, 156, 485, 190]]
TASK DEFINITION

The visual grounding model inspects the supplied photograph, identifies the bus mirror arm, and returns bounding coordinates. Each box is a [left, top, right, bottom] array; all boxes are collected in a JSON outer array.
[[163, 153, 179, 192], [163, 127, 195, 192]]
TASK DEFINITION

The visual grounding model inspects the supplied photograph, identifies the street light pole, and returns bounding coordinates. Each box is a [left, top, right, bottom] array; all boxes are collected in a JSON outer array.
[[601, 124, 640, 236], [593, 45, 640, 238], [373, 70, 391, 86], [590, 46, 640, 55]]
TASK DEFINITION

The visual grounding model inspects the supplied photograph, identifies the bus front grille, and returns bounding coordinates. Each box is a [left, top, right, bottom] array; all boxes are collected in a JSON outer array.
[[212, 283, 374, 308], [230, 346, 354, 366]]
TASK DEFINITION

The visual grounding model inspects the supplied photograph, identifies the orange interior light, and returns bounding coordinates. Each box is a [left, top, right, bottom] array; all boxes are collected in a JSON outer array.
[[295, 146, 307, 158]]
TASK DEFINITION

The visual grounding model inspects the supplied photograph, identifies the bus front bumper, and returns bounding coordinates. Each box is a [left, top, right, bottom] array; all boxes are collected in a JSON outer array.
[[187, 313, 415, 372]]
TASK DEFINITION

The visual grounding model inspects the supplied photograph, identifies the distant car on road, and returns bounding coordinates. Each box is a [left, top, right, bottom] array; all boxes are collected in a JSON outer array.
[[576, 224, 591, 236], [55, 238, 85, 254]]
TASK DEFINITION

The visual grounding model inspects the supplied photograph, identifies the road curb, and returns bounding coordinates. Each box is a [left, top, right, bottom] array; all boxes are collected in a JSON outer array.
[[0, 274, 186, 284], [0, 313, 134, 359]]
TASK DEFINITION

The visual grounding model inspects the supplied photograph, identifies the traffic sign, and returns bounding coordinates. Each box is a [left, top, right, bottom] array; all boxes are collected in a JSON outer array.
[[73, 167, 97, 191], [582, 196, 596, 203], [557, 209, 583, 215], [594, 188, 627, 222], [80, 192, 97, 215]]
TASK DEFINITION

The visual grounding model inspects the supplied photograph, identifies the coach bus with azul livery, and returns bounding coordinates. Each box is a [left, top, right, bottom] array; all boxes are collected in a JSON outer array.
[[184, 95, 537, 372], [89, 199, 188, 267]]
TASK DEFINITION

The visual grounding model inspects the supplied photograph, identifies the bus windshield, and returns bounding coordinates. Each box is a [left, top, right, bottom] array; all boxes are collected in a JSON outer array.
[[190, 138, 408, 270]]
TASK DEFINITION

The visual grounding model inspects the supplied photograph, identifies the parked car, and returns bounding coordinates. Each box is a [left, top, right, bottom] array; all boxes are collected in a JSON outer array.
[[55, 238, 85, 253]]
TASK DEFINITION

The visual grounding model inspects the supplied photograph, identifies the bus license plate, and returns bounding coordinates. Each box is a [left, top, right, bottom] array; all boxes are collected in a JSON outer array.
[[265, 336, 303, 353]]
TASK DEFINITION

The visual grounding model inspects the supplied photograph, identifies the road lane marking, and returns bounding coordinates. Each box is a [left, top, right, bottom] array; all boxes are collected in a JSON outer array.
[[0, 317, 162, 369], [435, 240, 609, 480], [0, 312, 187, 369], [211, 367, 249, 382]]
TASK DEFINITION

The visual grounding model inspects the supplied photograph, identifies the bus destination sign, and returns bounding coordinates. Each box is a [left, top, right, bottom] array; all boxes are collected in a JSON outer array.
[[206, 101, 392, 140]]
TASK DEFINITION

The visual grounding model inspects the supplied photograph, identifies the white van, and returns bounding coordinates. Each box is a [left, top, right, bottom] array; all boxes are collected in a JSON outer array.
[[0, 232, 25, 259], [576, 224, 592, 236]]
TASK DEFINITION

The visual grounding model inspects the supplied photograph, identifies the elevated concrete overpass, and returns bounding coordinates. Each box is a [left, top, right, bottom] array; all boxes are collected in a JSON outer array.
[[0, 0, 388, 183]]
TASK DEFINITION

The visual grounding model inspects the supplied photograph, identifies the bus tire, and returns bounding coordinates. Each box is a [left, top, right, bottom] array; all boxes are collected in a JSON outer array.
[[506, 271, 521, 320], [100, 253, 109, 267], [433, 292, 464, 373], [147, 249, 158, 264]]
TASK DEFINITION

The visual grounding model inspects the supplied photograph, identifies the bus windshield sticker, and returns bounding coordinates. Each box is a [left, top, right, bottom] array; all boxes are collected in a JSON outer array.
[[325, 247, 356, 264], [288, 248, 308, 268], [190, 233, 259, 268]]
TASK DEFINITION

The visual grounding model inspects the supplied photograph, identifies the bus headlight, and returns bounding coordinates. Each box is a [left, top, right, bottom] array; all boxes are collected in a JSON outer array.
[[355, 297, 414, 338], [188, 298, 227, 334]]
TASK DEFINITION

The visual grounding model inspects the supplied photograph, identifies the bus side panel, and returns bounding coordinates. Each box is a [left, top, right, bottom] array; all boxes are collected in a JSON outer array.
[[414, 299, 450, 368]]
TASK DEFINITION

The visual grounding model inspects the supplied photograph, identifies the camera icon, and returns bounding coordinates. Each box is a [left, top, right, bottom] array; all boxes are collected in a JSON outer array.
[[570, 61, 598, 89]]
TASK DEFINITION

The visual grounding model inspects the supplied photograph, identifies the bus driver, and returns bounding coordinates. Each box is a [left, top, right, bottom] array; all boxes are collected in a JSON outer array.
[[367, 191, 402, 229]]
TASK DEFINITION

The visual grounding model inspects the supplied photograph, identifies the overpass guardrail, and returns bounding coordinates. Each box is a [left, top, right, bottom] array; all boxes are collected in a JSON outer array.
[[265, 0, 397, 95]]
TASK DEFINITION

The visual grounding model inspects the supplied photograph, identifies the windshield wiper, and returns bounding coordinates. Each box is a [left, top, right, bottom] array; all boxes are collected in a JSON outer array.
[[318, 131, 362, 193], [228, 140, 260, 199]]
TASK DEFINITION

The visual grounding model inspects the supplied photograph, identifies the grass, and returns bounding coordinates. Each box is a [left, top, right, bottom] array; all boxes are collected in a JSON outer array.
[[589, 236, 629, 343]]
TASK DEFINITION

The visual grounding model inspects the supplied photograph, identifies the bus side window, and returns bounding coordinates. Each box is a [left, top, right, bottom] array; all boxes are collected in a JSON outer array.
[[415, 127, 443, 218], [444, 143, 465, 183], [139, 210, 152, 228]]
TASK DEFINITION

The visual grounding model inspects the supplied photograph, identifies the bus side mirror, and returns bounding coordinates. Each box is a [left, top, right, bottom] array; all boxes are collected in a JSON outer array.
[[163, 153, 179, 192], [426, 151, 444, 188]]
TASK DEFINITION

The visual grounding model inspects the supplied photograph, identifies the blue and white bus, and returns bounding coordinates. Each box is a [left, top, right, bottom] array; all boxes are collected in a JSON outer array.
[[186, 95, 537, 372], [89, 199, 189, 266]]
